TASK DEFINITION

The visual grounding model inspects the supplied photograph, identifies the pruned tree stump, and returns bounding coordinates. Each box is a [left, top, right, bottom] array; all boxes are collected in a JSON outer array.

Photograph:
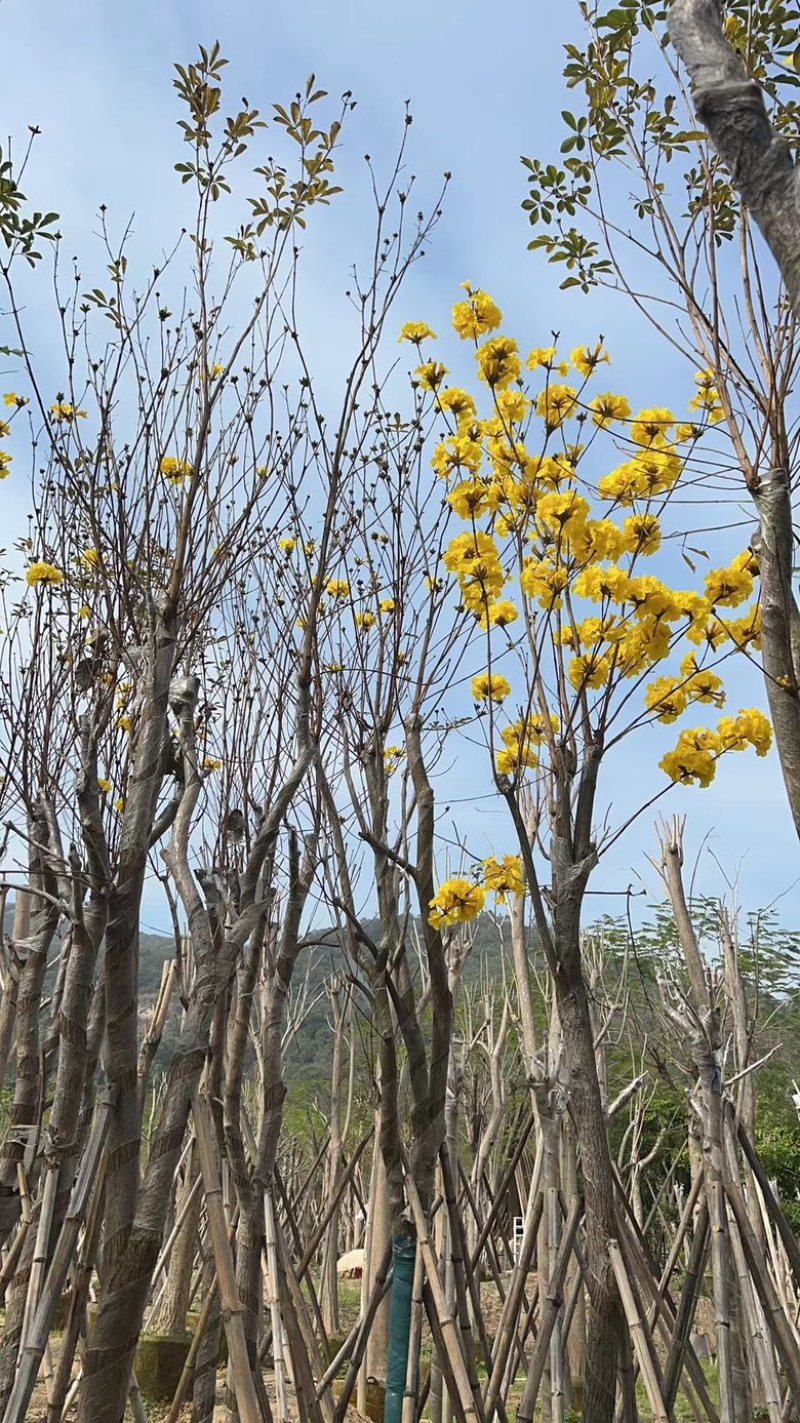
[[134, 1333, 192, 1401]]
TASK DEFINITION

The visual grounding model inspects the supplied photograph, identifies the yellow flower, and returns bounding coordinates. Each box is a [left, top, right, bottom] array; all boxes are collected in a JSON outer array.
[[495, 389, 530, 424], [436, 387, 477, 420], [114, 797, 126, 813], [479, 600, 518, 629], [449, 479, 493, 519], [520, 559, 568, 610], [568, 651, 612, 691], [536, 490, 590, 536], [81, 548, 100, 569], [573, 565, 629, 604], [50, 401, 87, 422], [589, 392, 630, 428], [630, 409, 675, 448], [207, 363, 224, 379], [644, 677, 688, 724], [379, 598, 396, 614], [0, 450, 12, 478], [471, 672, 511, 703], [660, 727, 720, 788], [725, 607, 761, 651], [428, 878, 486, 929], [399, 321, 438, 344], [452, 288, 502, 341], [431, 431, 484, 480], [202, 757, 222, 771], [705, 563, 753, 608], [3, 393, 28, 408], [97, 778, 111, 795], [621, 514, 661, 557], [527, 346, 557, 370], [536, 384, 578, 429], [26, 561, 63, 588], [279, 538, 296, 554], [160, 456, 193, 484], [444, 531, 505, 605], [495, 719, 539, 776], [326, 579, 350, 598], [355, 611, 376, 630], [78, 605, 91, 619], [482, 854, 525, 902], [476, 337, 521, 390], [117, 715, 133, 734], [570, 519, 624, 564], [727, 707, 771, 757], [416, 361, 448, 392], [571, 343, 610, 378], [384, 744, 405, 775]]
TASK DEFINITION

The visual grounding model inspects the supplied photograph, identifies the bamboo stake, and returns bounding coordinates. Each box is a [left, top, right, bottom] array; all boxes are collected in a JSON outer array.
[[19, 1160, 59, 1357], [1, 1087, 115, 1423], [191, 1092, 263, 1423], [162, 1208, 239, 1423], [331, 1237, 393, 1423], [401, 1241, 425, 1423], [737, 1117, 800, 1299], [483, 1138, 545, 1423], [46, 1157, 107, 1423], [516, 1198, 581, 1423], [0, 1219, 30, 1306], [724, 1171, 800, 1404], [264, 1186, 291, 1423], [608, 1238, 671, 1423], [402, 1165, 481, 1423], [663, 1204, 709, 1411]]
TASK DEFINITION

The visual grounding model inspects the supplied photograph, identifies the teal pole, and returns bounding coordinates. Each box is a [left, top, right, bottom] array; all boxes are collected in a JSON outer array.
[[383, 1231, 416, 1423]]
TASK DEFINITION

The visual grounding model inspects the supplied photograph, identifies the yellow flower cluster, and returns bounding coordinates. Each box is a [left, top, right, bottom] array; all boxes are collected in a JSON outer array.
[[471, 672, 511, 703], [443, 531, 505, 612], [689, 369, 723, 424], [482, 854, 525, 902], [422, 286, 772, 797], [660, 709, 771, 787], [429, 854, 527, 928], [26, 561, 63, 588], [50, 402, 87, 422], [384, 745, 405, 776], [452, 287, 503, 342], [160, 456, 193, 484], [495, 719, 543, 777], [428, 877, 486, 929], [399, 321, 437, 344]]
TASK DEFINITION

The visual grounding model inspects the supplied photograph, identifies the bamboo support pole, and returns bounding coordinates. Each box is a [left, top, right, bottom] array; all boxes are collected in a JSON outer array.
[[401, 1240, 425, 1423], [483, 1138, 545, 1423], [274, 1208, 335, 1423], [608, 1238, 671, 1423], [663, 1203, 710, 1411], [724, 1171, 800, 1405], [264, 1186, 291, 1423], [331, 1238, 393, 1423], [46, 1159, 107, 1423], [1, 1088, 115, 1423], [192, 1092, 263, 1423], [0, 1219, 30, 1306], [737, 1117, 800, 1299], [515, 1198, 581, 1423], [19, 1159, 59, 1356], [402, 1165, 482, 1423], [162, 1209, 238, 1423], [468, 1113, 534, 1274]]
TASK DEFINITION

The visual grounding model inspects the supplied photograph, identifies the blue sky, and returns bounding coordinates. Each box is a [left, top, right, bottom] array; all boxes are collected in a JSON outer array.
[[2, 0, 797, 933]]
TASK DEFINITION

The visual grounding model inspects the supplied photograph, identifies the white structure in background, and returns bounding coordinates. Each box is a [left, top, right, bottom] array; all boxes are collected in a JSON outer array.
[[513, 1216, 525, 1266]]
